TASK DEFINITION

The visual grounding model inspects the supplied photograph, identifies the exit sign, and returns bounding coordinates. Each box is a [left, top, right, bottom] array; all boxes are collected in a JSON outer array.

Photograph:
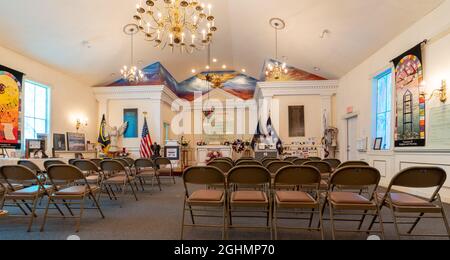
[[346, 106, 354, 114]]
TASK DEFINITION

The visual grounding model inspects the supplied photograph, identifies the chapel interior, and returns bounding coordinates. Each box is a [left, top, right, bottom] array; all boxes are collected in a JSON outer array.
[[1, 0, 450, 241]]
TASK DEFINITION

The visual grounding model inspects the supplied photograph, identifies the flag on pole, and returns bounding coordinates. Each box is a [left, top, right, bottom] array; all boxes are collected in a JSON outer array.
[[251, 121, 263, 150], [97, 114, 110, 153], [140, 117, 153, 158], [266, 117, 283, 154]]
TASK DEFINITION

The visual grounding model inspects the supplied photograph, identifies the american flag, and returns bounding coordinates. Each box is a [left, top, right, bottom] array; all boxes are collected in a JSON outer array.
[[140, 117, 153, 158]]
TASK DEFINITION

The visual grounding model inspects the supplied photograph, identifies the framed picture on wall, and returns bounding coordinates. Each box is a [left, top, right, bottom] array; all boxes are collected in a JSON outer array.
[[53, 133, 66, 151], [67, 132, 86, 151], [373, 137, 383, 150], [289, 106, 305, 137]]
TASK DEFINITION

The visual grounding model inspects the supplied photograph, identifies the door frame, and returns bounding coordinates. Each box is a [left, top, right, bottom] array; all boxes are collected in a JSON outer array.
[[343, 112, 359, 161]]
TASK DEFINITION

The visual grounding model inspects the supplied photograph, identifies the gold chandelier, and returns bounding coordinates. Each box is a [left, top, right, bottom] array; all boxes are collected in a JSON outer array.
[[265, 18, 288, 80], [120, 24, 145, 83], [133, 0, 217, 53]]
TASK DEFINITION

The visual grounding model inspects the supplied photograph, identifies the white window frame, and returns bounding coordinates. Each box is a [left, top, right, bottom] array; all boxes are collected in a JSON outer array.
[[22, 79, 51, 142]]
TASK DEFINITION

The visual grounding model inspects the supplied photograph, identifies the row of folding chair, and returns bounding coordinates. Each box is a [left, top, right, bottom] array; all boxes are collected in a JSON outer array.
[[184, 163, 450, 240]]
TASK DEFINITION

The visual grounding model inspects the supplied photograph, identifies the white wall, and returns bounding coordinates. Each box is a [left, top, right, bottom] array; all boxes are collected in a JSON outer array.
[[0, 45, 98, 154], [336, 0, 450, 201]]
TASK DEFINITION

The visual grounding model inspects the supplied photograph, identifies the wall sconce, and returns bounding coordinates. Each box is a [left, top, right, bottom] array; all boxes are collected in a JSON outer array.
[[421, 80, 447, 103], [76, 118, 88, 132]]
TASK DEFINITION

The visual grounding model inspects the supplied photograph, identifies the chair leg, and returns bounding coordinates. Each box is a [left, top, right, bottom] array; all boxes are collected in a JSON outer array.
[[180, 199, 187, 240], [308, 208, 315, 228], [389, 203, 401, 240], [441, 208, 450, 239], [157, 175, 162, 191], [376, 206, 385, 240], [358, 210, 368, 230], [407, 213, 424, 235], [40, 197, 52, 232], [129, 181, 139, 201], [27, 197, 39, 232], [222, 203, 227, 240], [90, 193, 105, 219], [269, 202, 273, 240], [13, 199, 28, 215], [273, 204, 278, 240], [329, 205, 337, 240], [188, 204, 195, 225], [76, 196, 86, 233], [318, 205, 325, 240]]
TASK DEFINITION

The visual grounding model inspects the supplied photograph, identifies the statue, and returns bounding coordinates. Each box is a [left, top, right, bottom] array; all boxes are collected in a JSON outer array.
[[151, 142, 161, 158], [105, 122, 128, 153]]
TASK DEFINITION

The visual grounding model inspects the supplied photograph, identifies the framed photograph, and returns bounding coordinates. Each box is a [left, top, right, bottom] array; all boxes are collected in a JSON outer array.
[[67, 132, 86, 151], [373, 137, 383, 150], [53, 133, 66, 151], [164, 146, 180, 160]]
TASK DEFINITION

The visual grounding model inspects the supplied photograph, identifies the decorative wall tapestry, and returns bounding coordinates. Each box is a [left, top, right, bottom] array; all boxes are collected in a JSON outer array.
[[392, 43, 426, 147], [0, 65, 23, 149]]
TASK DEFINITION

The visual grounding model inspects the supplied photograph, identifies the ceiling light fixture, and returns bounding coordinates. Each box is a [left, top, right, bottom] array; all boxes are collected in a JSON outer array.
[[265, 18, 288, 80], [133, 0, 217, 54], [120, 24, 145, 83]]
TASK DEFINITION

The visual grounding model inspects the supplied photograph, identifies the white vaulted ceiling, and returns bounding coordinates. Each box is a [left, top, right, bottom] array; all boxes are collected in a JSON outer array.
[[0, 0, 444, 86]]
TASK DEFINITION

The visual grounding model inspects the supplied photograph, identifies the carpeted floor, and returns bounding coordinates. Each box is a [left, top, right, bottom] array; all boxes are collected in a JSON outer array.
[[1, 178, 449, 240]]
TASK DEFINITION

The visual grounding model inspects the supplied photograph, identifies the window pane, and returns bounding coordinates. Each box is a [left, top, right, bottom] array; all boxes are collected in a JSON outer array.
[[24, 84, 35, 118], [35, 86, 47, 120], [385, 112, 392, 150], [377, 78, 387, 113], [24, 117, 35, 140], [35, 119, 46, 135], [376, 113, 386, 140]]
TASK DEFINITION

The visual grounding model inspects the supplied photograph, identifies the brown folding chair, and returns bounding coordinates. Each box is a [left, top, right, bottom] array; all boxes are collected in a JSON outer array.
[[266, 161, 293, 175], [292, 158, 311, 166], [262, 157, 280, 167], [17, 160, 46, 185], [307, 157, 322, 161], [0, 165, 59, 232], [41, 165, 104, 232], [337, 161, 369, 168], [304, 161, 333, 180], [181, 166, 227, 240], [43, 160, 66, 171], [155, 157, 176, 184], [283, 156, 298, 162], [207, 161, 234, 174], [100, 160, 138, 206], [135, 158, 162, 192], [322, 159, 342, 171], [324, 166, 384, 240], [273, 165, 324, 240], [235, 160, 262, 166], [68, 159, 78, 165], [90, 158, 103, 169], [73, 160, 108, 200], [369, 167, 450, 240], [227, 166, 273, 238]]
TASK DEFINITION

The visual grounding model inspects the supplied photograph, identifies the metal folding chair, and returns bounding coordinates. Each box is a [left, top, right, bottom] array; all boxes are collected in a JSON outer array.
[[135, 158, 162, 192]]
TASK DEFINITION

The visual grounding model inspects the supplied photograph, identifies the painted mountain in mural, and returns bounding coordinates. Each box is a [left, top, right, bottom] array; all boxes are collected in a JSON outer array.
[[260, 59, 326, 81], [178, 71, 258, 101], [107, 62, 178, 94]]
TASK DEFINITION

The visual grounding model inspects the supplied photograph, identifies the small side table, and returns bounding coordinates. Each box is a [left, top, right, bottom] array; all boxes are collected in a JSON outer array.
[[0, 210, 8, 217]]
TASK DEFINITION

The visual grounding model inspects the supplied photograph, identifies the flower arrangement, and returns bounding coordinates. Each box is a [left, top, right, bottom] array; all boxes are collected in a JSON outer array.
[[180, 136, 190, 148], [232, 139, 249, 153], [205, 150, 222, 163]]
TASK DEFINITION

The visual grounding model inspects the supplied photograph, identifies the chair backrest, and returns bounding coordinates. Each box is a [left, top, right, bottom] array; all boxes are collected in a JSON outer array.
[[73, 160, 99, 172], [43, 160, 66, 170], [116, 158, 131, 167], [293, 158, 311, 166], [227, 166, 271, 185], [155, 157, 172, 167], [47, 165, 85, 183], [235, 157, 255, 164], [266, 161, 293, 174], [0, 165, 38, 183], [390, 167, 446, 189], [213, 157, 234, 164], [68, 159, 78, 165], [207, 161, 234, 173], [90, 159, 103, 167], [123, 157, 135, 167], [303, 161, 332, 174], [338, 161, 369, 168], [307, 157, 322, 161], [284, 157, 298, 162], [274, 166, 321, 186], [236, 160, 262, 166], [101, 160, 126, 172], [183, 166, 225, 186], [322, 159, 342, 169], [17, 160, 42, 173], [262, 158, 280, 167], [134, 158, 155, 169], [330, 166, 380, 188]]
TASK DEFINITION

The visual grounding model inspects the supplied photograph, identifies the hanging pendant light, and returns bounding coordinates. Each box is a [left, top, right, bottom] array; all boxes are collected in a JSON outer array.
[[265, 18, 288, 80], [120, 24, 145, 83]]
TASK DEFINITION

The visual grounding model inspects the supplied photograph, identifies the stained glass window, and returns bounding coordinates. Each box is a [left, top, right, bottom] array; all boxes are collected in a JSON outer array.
[[373, 69, 392, 150]]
